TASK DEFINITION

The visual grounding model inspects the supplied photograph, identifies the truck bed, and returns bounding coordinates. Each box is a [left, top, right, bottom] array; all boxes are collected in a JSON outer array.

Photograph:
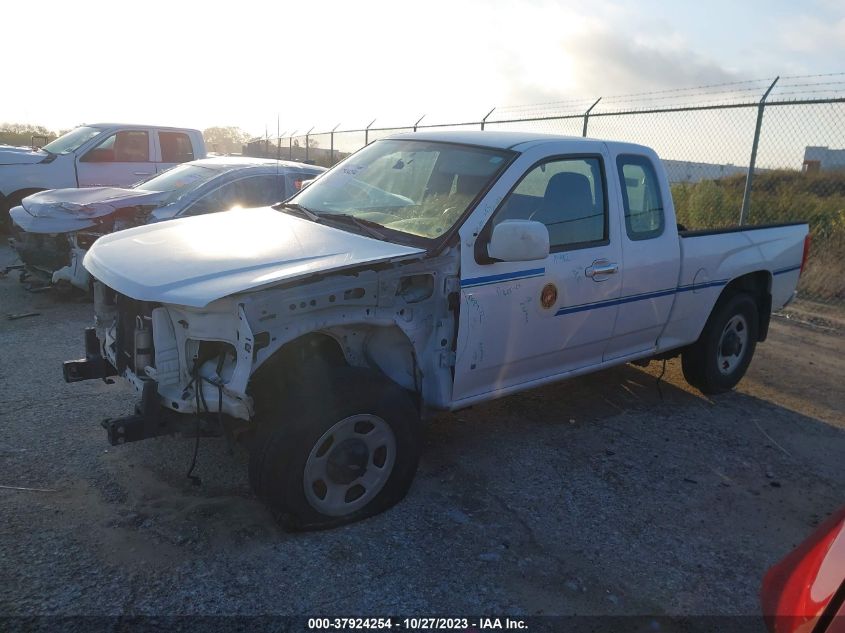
[[657, 221, 809, 352]]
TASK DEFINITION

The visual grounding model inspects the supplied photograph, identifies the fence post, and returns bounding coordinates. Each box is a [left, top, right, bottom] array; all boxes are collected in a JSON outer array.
[[330, 123, 340, 165], [288, 130, 297, 161], [413, 115, 425, 132], [740, 77, 779, 225], [364, 119, 376, 145], [304, 127, 314, 163], [481, 107, 495, 131], [582, 98, 601, 137]]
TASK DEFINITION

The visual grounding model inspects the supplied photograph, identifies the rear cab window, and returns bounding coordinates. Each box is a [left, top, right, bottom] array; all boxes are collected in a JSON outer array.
[[159, 131, 195, 163], [616, 154, 665, 240]]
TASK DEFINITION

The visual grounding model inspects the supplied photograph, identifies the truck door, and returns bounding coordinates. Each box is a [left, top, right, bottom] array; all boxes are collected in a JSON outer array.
[[453, 149, 622, 404], [76, 130, 154, 187], [155, 130, 197, 174], [602, 152, 681, 361]]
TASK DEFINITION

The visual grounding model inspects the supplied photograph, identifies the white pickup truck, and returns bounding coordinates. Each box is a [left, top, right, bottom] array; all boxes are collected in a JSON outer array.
[[1, 123, 206, 227], [64, 131, 810, 530]]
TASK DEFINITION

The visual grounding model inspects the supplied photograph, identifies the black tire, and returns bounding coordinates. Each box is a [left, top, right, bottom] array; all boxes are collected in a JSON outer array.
[[249, 365, 421, 531], [682, 292, 759, 394]]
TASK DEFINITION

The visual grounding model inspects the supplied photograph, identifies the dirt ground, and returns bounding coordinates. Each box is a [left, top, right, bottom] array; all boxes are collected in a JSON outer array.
[[0, 243, 843, 623]]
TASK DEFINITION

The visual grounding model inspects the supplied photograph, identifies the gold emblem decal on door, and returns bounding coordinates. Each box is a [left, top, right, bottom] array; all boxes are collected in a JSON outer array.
[[540, 283, 558, 309]]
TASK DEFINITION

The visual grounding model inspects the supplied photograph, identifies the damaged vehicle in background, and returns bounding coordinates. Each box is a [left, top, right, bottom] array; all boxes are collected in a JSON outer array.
[[9, 157, 325, 291], [0, 123, 207, 229]]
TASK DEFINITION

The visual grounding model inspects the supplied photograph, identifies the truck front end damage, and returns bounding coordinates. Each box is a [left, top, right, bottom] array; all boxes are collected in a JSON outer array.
[[63, 250, 458, 446], [64, 281, 254, 444]]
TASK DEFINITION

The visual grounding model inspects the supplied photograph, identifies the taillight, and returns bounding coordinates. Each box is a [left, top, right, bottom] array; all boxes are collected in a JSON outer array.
[[800, 234, 812, 276]]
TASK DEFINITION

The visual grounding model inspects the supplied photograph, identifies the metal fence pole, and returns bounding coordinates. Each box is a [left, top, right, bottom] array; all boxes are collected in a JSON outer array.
[[364, 119, 376, 145], [288, 130, 297, 161], [582, 98, 601, 137], [330, 123, 340, 165], [740, 77, 779, 225], [481, 107, 495, 130], [304, 127, 314, 163]]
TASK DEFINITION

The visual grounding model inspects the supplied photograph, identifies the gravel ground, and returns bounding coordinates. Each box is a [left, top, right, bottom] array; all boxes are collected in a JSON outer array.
[[1, 244, 843, 622]]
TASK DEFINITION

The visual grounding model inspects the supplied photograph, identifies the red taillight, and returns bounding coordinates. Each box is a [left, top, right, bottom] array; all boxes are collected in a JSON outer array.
[[800, 234, 812, 277]]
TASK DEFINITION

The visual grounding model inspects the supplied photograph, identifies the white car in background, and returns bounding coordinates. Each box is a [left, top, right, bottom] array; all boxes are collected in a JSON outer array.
[[0, 123, 207, 228], [10, 157, 325, 290]]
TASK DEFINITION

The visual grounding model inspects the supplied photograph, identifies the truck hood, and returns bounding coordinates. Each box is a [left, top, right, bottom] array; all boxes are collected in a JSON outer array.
[[11, 187, 169, 235], [83, 207, 426, 307], [0, 145, 49, 165]]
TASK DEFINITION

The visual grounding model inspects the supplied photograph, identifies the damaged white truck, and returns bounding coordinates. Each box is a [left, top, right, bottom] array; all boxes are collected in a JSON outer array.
[[64, 131, 810, 529]]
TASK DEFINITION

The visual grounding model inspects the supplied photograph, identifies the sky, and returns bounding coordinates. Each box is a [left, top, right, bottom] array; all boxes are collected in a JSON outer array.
[[3, 0, 844, 137]]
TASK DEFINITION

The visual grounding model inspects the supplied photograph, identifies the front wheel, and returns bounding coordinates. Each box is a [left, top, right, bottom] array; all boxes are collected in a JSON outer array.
[[248, 366, 421, 531], [682, 292, 759, 394]]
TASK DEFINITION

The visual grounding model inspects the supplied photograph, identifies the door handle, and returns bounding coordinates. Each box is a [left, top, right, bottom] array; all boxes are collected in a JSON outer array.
[[133, 171, 152, 176], [585, 259, 619, 280]]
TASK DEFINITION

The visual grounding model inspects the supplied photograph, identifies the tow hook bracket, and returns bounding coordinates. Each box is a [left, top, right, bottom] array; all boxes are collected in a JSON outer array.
[[102, 380, 162, 445], [63, 328, 118, 383]]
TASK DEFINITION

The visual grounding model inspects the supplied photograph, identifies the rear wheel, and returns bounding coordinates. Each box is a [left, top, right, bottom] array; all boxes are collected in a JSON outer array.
[[249, 365, 421, 531], [682, 292, 759, 394]]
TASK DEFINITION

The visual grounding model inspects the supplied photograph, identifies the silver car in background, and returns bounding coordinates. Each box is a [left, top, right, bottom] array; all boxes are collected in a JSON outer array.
[[9, 157, 325, 291]]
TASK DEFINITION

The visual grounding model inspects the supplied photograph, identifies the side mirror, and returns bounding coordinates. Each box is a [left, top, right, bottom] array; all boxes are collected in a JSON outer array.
[[487, 220, 549, 262]]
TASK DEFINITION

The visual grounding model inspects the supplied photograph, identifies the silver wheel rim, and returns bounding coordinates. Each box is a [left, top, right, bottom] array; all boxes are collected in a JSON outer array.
[[717, 314, 749, 375], [303, 414, 396, 517]]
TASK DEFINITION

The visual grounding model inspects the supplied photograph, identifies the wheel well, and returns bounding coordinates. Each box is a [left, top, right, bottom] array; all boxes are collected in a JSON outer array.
[[718, 271, 773, 342], [8, 188, 45, 206], [247, 332, 346, 406], [248, 326, 420, 410]]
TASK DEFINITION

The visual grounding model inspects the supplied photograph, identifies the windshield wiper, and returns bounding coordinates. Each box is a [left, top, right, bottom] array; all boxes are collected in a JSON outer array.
[[274, 202, 320, 223], [319, 213, 387, 241]]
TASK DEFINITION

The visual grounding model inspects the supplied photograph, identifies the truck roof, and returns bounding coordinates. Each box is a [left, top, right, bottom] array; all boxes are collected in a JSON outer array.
[[88, 123, 202, 133], [386, 130, 649, 153]]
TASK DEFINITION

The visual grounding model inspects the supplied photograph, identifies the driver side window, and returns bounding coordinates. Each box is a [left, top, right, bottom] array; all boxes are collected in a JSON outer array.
[[491, 157, 607, 251], [81, 130, 149, 163]]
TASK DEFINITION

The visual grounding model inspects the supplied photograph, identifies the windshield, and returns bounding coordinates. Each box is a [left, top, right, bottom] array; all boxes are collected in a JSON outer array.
[[42, 126, 102, 155], [291, 139, 511, 240], [134, 163, 222, 203]]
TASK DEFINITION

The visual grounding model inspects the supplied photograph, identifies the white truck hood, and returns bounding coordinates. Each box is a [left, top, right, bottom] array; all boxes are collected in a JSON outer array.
[[0, 145, 49, 165], [83, 207, 426, 307]]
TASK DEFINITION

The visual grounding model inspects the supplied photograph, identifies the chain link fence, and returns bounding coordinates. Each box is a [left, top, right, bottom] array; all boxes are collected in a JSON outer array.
[[246, 74, 845, 306]]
